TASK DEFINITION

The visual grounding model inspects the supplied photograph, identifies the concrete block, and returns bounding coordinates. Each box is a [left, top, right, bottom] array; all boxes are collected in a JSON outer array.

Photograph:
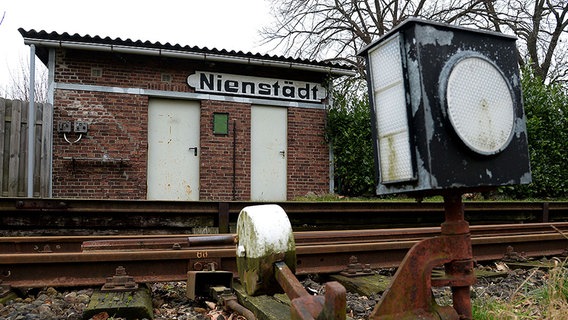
[[83, 285, 153, 319], [329, 274, 392, 297]]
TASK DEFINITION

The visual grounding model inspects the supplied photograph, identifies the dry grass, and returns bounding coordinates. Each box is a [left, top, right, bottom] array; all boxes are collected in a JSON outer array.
[[542, 260, 568, 319], [473, 259, 568, 319]]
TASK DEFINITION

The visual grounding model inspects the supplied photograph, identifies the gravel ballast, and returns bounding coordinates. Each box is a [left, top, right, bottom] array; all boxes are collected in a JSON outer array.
[[0, 264, 557, 319]]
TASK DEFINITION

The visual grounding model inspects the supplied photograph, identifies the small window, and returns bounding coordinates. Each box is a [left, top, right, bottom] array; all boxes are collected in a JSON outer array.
[[213, 113, 229, 135], [91, 68, 102, 77], [161, 73, 172, 82]]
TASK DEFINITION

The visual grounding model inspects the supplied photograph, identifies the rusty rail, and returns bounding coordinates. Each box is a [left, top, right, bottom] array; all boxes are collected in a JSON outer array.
[[3, 222, 568, 254], [1, 222, 567, 288], [1, 199, 568, 236]]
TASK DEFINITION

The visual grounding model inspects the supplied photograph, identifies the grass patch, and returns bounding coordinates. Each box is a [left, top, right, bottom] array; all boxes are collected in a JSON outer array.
[[473, 296, 537, 319], [473, 260, 568, 319], [292, 192, 568, 202]]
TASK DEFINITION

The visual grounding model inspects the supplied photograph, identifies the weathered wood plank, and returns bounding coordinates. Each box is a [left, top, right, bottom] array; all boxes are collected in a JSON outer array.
[[18, 101, 28, 196], [234, 281, 356, 320], [233, 282, 291, 320], [8, 100, 22, 196], [0, 99, 49, 197], [0, 98, 6, 196], [32, 102, 42, 196], [40, 102, 53, 197]]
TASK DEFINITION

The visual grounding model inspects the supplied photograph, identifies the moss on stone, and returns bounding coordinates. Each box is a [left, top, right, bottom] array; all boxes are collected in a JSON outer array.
[[82, 285, 153, 319]]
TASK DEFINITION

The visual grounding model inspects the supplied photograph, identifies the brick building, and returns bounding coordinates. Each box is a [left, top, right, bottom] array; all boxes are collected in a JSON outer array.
[[19, 29, 354, 201]]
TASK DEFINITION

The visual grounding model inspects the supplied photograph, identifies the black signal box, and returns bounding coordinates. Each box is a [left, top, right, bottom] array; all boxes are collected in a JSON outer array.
[[359, 19, 531, 195]]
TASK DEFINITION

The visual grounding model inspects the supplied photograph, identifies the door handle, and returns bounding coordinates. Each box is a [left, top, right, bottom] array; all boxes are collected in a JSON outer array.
[[188, 147, 198, 156], [279, 150, 286, 158]]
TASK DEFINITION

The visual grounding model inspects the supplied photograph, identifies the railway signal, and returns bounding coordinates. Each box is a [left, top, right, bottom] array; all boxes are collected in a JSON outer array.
[[357, 18, 532, 319], [359, 18, 531, 196]]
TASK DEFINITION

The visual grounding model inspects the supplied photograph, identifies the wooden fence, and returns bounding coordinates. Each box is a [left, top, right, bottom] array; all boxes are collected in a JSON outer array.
[[0, 98, 52, 197]]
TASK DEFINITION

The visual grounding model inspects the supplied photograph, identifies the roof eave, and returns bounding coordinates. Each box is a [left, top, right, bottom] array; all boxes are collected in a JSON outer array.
[[22, 37, 357, 77]]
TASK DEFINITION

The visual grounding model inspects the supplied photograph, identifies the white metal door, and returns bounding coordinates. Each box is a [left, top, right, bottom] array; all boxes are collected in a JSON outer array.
[[147, 99, 200, 200], [251, 105, 287, 201]]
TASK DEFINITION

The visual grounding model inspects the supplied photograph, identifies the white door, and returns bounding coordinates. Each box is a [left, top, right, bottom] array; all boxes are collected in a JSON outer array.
[[147, 99, 200, 200], [251, 105, 287, 201]]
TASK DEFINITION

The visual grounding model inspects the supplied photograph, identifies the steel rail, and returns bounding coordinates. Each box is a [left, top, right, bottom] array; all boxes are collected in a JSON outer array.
[[2, 199, 568, 236], [1, 223, 567, 288], [2, 222, 568, 253]]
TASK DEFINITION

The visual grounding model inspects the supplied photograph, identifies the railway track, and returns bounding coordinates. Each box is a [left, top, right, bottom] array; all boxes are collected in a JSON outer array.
[[2, 222, 567, 289], [2, 199, 568, 235]]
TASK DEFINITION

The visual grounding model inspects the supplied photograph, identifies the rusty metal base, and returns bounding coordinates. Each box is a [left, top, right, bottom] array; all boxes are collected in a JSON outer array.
[[275, 261, 346, 320], [370, 194, 476, 320]]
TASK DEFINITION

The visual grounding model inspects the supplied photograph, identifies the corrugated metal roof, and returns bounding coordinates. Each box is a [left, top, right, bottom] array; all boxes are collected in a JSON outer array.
[[19, 28, 356, 76]]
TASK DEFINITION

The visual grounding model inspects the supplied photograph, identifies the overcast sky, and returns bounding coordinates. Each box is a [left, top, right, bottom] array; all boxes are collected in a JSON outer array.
[[0, 0, 273, 93]]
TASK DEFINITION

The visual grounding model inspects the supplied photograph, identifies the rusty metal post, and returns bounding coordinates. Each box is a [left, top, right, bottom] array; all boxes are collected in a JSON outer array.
[[319, 281, 347, 320], [369, 193, 475, 319], [275, 261, 346, 320], [441, 194, 473, 319], [209, 286, 257, 320], [275, 261, 311, 301]]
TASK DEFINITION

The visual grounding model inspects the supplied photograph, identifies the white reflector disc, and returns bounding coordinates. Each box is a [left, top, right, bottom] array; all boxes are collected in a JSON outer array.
[[446, 57, 514, 155]]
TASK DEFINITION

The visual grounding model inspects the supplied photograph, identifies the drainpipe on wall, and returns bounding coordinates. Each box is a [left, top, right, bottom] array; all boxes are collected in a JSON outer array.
[[232, 120, 237, 200], [27, 44, 36, 198], [47, 48, 55, 198], [326, 79, 335, 195]]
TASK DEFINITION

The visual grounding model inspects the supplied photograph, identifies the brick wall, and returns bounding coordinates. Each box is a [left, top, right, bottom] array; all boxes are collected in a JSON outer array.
[[199, 100, 251, 200], [55, 49, 194, 92], [288, 108, 330, 198], [52, 48, 329, 200], [53, 90, 148, 199]]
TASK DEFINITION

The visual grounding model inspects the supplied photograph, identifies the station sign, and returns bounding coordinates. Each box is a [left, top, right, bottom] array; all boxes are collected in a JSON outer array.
[[187, 71, 327, 103]]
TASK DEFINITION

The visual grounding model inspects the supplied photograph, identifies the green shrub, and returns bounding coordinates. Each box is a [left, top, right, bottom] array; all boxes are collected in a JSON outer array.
[[328, 67, 568, 200], [502, 67, 568, 199], [326, 91, 375, 196]]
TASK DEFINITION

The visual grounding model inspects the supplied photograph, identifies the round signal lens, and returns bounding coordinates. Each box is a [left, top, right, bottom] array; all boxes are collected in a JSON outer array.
[[446, 57, 515, 155]]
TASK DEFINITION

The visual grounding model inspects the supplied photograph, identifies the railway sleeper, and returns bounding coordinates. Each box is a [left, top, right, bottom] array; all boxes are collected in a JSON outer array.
[[88, 265, 250, 320], [0, 280, 18, 305], [83, 286, 153, 319]]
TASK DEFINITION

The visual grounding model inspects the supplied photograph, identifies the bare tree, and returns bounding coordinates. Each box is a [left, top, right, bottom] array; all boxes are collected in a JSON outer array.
[[476, 0, 568, 84], [262, 1, 486, 75], [3, 55, 48, 103], [261, 0, 567, 85], [1, 8, 47, 101]]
